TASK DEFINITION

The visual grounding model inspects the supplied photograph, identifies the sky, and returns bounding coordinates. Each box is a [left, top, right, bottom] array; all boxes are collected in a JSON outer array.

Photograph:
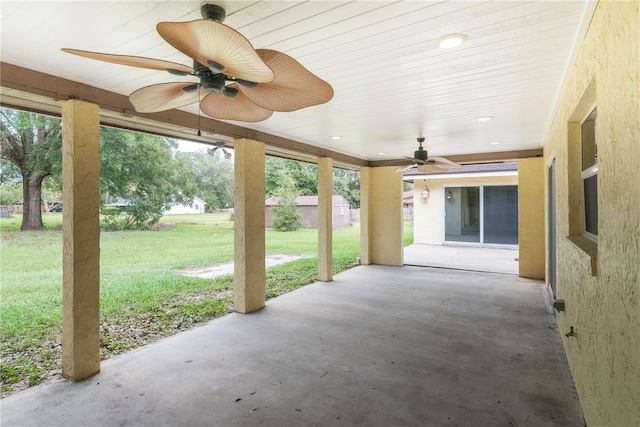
[[177, 140, 208, 152]]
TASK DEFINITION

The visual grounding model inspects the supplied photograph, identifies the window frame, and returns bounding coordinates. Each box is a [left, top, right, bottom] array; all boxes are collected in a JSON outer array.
[[580, 104, 598, 241]]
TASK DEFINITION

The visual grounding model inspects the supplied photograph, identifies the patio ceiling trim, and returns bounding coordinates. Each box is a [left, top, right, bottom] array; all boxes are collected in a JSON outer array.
[[369, 148, 543, 168], [403, 171, 519, 181], [0, 62, 367, 170], [1, 62, 542, 170]]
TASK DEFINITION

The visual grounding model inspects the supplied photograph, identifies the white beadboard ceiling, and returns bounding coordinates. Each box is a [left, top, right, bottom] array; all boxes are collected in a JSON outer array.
[[0, 1, 596, 163]]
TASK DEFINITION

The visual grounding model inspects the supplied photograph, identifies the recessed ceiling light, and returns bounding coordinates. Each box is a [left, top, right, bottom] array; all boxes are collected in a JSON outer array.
[[378, 152, 386, 155], [438, 33, 468, 49], [491, 141, 501, 145], [331, 136, 342, 140], [478, 116, 493, 122]]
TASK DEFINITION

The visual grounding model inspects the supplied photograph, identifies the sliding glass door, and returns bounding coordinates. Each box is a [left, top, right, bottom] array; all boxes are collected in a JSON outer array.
[[444, 187, 480, 243], [483, 185, 518, 244], [444, 185, 518, 246]]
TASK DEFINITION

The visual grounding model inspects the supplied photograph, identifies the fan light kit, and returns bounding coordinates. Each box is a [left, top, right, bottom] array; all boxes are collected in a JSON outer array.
[[207, 141, 232, 159], [420, 187, 431, 203], [395, 137, 462, 174], [62, 4, 333, 123]]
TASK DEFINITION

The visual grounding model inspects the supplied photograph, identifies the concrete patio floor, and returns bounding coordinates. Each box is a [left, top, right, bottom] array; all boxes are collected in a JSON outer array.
[[1, 265, 583, 426], [404, 244, 519, 275]]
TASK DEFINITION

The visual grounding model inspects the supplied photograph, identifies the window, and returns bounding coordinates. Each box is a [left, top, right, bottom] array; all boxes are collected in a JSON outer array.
[[581, 105, 598, 239]]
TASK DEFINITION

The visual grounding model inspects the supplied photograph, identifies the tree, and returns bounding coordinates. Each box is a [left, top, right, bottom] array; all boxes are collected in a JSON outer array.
[[333, 169, 360, 208], [271, 174, 301, 232], [0, 182, 22, 206], [265, 157, 317, 196], [100, 127, 197, 229], [0, 108, 62, 230], [179, 149, 233, 211]]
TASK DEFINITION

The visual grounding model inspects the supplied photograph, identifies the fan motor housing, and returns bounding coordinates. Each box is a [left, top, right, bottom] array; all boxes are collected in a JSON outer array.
[[201, 4, 226, 22], [201, 74, 226, 92], [414, 147, 428, 161]]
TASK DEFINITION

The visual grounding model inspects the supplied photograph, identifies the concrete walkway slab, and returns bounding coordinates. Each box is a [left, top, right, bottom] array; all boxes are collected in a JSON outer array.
[[178, 254, 310, 279], [0, 265, 582, 426], [404, 244, 519, 275]]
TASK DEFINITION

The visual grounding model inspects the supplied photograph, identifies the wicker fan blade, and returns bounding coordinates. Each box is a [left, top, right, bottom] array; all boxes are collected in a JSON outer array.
[[404, 156, 429, 164], [156, 20, 274, 83], [238, 49, 334, 112], [395, 164, 416, 173], [429, 156, 462, 169], [417, 163, 447, 173], [129, 82, 205, 113], [200, 84, 273, 122], [61, 48, 193, 74]]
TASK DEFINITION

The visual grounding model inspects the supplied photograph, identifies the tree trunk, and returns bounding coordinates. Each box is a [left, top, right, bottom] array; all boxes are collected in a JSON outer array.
[[21, 173, 44, 231]]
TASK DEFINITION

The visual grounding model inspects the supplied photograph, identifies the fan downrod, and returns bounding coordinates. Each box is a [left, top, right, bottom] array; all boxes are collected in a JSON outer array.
[[414, 137, 428, 161], [201, 4, 226, 22]]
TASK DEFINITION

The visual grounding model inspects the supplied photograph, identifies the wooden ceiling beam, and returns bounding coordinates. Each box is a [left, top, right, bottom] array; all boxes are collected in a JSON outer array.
[[369, 148, 543, 168], [0, 62, 367, 168]]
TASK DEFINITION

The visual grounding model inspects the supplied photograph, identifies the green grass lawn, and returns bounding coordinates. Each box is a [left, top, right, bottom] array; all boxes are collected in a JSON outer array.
[[0, 212, 413, 395]]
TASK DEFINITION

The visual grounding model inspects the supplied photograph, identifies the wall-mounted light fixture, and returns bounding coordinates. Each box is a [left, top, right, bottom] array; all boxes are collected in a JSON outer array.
[[446, 190, 453, 201], [420, 187, 430, 203]]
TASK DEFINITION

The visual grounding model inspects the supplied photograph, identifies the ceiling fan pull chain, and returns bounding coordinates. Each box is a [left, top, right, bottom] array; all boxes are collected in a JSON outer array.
[[197, 89, 202, 136]]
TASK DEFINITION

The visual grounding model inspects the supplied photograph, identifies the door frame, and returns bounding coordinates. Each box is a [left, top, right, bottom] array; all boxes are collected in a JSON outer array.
[[443, 184, 519, 247]]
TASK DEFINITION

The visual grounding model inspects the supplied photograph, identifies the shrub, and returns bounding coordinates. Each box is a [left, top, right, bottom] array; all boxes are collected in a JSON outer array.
[[272, 200, 301, 232]]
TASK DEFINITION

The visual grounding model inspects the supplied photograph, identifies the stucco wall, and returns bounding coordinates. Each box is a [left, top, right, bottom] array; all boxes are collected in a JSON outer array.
[[518, 158, 545, 279], [413, 174, 517, 245], [362, 166, 404, 266], [543, 1, 640, 425]]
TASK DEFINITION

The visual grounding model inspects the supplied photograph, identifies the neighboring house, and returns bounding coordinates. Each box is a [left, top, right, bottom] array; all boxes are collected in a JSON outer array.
[[404, 163, 519, 247], [105, 197, 206, 215], [402, 191, 414, 221], [0, 205, 12, 218], [265, 195, 350, 229], [104, 198, 131, 209], [163, 196, 206, 215]]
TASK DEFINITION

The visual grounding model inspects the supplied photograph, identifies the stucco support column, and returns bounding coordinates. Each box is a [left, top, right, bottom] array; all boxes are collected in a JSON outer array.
[[360, 167, 373, 265], [518, 158, 545, 279], [233, 138, 266, 313], [61, 100, 101, 381], [317, 157, 333, 281], [360, 166, 404, 266]]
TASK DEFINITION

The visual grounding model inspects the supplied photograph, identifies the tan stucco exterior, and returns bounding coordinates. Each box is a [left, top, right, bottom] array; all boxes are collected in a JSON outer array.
[[543, 1, 640, 425], [360, 166, 404, 266], [61, 100, 101, 381], [317, 157, 333, 281], [518, 158, 545, 279], [233, 138, 266, 314], [412, 174, 518, 245]]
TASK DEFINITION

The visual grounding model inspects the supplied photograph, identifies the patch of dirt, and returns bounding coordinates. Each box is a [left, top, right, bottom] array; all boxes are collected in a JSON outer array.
[[178, 254, 310, 279], [151, 222, 177, 231]]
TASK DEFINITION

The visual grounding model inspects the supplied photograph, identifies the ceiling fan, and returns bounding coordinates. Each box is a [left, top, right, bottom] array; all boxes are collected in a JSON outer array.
[[395, 137, 463, 173], [207, 141, 232, 159], [62, 4, 333, 123]]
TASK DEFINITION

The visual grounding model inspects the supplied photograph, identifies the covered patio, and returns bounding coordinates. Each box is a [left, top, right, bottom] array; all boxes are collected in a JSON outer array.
[[3, 2, 638, 425], [1, 264, 582, 426]]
